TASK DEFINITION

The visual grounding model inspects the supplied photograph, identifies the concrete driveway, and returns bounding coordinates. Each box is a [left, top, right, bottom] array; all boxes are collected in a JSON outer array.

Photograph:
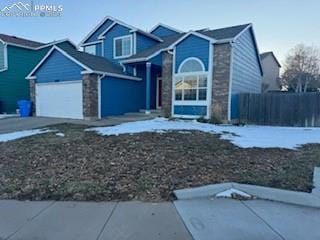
[[0, 113, 159, 134], [0, 117, 68, 134]]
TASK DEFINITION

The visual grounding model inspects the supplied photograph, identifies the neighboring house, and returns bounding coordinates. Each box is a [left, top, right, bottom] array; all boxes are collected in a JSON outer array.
[[0, 34, 76, 113], [260, 52, 281, 92], [26, 16, 263, 121]]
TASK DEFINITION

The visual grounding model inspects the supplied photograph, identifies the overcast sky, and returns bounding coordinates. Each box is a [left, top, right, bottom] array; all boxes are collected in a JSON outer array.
[[1, 0, 319, 64]]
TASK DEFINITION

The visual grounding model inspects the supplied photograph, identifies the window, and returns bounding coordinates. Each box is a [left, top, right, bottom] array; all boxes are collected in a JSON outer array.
[[174, 58, 208, 102], [178, 58, 204, 73], [174, 75, 207, 101], [113, 35, 132, 58], [84, 45, 96, 55], [0, 42, 8, 72]]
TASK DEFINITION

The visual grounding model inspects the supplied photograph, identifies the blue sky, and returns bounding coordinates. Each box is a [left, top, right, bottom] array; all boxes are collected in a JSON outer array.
[[0, 0, 319, 63]]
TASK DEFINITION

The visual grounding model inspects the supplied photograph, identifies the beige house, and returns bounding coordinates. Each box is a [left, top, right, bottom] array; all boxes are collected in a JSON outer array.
[[260, 52, 281, 92]]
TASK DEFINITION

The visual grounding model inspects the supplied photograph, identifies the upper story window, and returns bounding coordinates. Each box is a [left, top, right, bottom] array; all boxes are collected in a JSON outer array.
[[174, 58, 208, 102], [113, 35, 132, 59], [84, 45, 96, 55], [0, 42, 8, 72]]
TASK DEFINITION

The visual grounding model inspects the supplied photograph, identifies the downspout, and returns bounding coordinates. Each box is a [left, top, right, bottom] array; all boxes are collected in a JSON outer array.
[[227, 41, 234, 122], [145, 62, 152, 114], [119, 62, 126, 73]]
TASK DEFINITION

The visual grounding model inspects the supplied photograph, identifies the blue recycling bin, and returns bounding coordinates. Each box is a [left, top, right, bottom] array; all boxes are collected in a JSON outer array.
[[17, 100, 32, 117]]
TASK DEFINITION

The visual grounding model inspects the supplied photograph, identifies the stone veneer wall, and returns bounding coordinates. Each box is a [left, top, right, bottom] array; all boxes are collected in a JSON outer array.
[[211, 43, 232, 122], [29, 78, 36, 115], [161, 52, 173, 117], [82, 73, 99, 120]]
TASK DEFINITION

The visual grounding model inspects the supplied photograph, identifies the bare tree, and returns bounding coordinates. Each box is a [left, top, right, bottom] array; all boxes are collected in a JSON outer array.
[[281, 44, 320, 92]]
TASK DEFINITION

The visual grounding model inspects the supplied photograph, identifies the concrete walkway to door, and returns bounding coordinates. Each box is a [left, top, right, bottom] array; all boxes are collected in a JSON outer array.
[[0, 113, 160, 134]]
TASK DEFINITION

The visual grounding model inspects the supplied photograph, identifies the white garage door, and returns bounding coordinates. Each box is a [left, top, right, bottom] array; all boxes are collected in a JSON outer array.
[[36, 81, 83, 119]]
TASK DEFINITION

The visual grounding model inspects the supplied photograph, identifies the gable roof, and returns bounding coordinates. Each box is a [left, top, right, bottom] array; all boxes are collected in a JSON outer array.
[[97, 21, 162, 42], [79, 16, 162, 46], [27, 45, 141, 81], [260, 52, 281, 67], [0, 33, 78, 50], [121, 33, 184, 63], [150, 23, 183, 35], [0, 33, 45, 48], [121, 23, 252, 64], [199, 24, 251, 41]]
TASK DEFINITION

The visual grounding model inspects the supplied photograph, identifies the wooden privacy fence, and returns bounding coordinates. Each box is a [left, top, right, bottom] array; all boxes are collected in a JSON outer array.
[[238, 92, 320, 127]]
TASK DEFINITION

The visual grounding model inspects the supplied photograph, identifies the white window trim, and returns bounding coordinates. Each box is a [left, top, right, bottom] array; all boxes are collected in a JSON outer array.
[[172, 56, 210, 118], [177, 57, 205, 73], [113, 35, 133, 59], [174, 59, 209, 103], [0, 43, 8, 72], [173, 74, 208, 102]]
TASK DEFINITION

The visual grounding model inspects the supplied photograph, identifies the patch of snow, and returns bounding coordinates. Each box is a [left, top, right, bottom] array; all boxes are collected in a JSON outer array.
[[0, 129, 51, 142], [0, 114, 18, 119], [88, 118, 320, 149], [55, 133, 65, 137], [155, 129, 166, 134], [178, 131, 192, 134], [215, 188, 252, 198]]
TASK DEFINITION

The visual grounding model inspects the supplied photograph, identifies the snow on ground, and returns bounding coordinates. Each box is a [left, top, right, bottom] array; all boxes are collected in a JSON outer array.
[[55, 133, 65, 137], [0, 129, 51, 142], [89, 118, 320, 149], [215, 188, 252, 199], [0, 114, 18, 119]]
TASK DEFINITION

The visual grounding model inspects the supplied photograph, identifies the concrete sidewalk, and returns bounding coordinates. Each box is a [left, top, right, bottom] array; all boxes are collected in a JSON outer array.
[[2, 198, 320, 240], [0, 200, 192, 240]]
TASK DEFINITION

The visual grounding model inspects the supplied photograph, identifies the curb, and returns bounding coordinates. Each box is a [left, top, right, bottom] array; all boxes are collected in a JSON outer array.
[[174, 182, 233, 200], [174, 167, 320, 209], [312, 167, 320, 196]]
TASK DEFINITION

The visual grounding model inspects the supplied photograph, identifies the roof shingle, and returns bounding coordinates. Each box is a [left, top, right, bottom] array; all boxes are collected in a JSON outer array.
[[123, 23, 251, 62], [199, 24, 250, 40], [0, 33, 45, 48], [58, 44, 136, 77], [124, 33, 184, 61]]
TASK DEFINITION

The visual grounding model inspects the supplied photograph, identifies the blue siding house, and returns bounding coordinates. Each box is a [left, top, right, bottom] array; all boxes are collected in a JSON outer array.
[[26, 16, 262, 121]]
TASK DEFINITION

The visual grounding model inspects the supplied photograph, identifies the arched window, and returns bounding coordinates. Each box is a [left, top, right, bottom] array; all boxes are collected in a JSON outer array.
[[178, 58, 205, 73], [174, 58, 208, 102]]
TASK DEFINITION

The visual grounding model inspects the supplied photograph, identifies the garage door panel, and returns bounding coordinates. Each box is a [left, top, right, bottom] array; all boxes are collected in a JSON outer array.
[[36, 81, 83, 119]]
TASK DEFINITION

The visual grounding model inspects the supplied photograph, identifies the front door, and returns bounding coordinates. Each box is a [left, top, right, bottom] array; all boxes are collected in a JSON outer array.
[[157, 77, 162, 109]]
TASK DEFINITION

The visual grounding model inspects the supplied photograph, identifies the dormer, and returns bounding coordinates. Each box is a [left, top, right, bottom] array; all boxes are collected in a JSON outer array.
[[150, 23, 183, 38]]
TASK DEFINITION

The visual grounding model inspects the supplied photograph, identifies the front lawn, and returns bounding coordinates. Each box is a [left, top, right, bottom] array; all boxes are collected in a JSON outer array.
[[0, 123, 319, 201]]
